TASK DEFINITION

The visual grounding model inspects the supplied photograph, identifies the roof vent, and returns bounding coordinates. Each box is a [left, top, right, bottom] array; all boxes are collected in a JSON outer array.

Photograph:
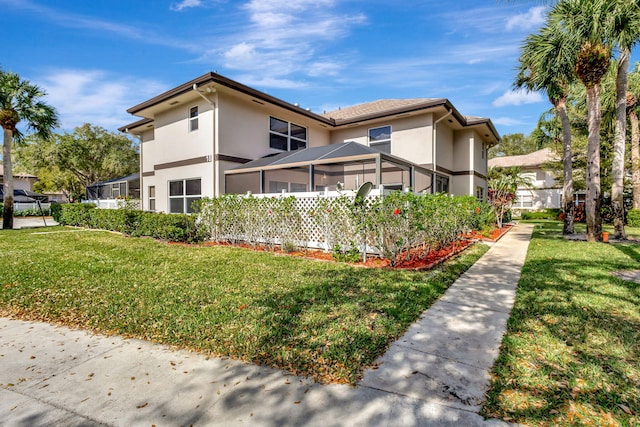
[[168, 101, 179, 106]]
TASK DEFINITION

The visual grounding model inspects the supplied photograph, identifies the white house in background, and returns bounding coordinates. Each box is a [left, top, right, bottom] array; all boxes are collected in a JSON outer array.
[[488, 147, 562, 212], [0, 165, 37, 193], [120, 72, 500, 213]]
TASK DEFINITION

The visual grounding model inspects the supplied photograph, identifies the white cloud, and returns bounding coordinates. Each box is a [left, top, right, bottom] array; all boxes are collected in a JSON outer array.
[[36, 69, 166, 131], [171, 0, 202, 11], [492, 117, 527, 127], [211, 0, 366, 87], [505, 6, 547, 32], [492, 90, 543, 107]]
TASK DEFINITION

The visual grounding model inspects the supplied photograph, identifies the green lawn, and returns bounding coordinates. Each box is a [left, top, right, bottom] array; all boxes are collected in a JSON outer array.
[[0, 227, 487, 384], [482, 221, 640, 427]]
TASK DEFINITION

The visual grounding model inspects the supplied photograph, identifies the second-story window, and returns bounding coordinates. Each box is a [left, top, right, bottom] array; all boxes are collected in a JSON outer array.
[[269, 117, 307, 151], [189, 106, 199, 132], [369, 125, 391, 153]]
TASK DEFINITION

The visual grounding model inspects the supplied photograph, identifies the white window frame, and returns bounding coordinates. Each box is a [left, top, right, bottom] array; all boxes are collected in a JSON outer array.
[[168, 178, 201, 213], [189, 106, 199, 132], [269, 116, 307, 151], [368, 125, 392, 153], [148, 185, 156, 212]]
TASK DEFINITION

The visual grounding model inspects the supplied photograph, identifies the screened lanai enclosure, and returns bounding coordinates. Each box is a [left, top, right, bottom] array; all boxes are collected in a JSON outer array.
[[86, 173, 140, 200], [225, 142, 434, 195]]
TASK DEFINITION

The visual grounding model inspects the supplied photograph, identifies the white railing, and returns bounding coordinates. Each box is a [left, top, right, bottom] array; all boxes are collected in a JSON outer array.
[[83, 199, 141, 210], [14, 202, 51, 212]]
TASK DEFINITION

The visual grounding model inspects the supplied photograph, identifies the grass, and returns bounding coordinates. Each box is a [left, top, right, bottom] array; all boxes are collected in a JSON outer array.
[[0, 227, 487, 384], [482, 220, 640, 427]]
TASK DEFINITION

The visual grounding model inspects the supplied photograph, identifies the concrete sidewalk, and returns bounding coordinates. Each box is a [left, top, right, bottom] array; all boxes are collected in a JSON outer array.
[[0, 216, 59, 229], [0, 223, 533, 427]]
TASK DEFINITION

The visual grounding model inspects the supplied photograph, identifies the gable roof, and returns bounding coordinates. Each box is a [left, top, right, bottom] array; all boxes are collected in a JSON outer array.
[[120, 72, 500, 143], [488, 148, 557, 168], [323, 99, 441, 121], [0, 166, 37, 179]]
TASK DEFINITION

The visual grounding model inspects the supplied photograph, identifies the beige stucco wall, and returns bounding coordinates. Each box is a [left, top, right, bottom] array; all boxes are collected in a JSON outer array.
[[329, 114, 434, 165], [217, 92, 331, 162], [142, 162, 213, 213], [435, 124, 453, 172]]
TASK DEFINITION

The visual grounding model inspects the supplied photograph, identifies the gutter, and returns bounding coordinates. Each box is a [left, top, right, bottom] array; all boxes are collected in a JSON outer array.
[[193, 84, 218, 196], [432, 109, 453, 193]]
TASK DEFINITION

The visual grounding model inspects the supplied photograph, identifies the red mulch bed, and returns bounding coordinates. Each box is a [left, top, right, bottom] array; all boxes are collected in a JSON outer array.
[[170, 225, 512, 271]]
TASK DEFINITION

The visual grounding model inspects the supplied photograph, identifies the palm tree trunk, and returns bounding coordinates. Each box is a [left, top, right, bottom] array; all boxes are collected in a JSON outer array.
[[556, 98, 574, 235], [612, 49, 629, 239], [586, 85, 602, 242], [631, 108, 640, 210], [2, 128, 14, 229]]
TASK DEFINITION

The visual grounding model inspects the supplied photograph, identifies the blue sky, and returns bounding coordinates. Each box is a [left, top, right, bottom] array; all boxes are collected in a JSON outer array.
[[1, 0, 580, 137]]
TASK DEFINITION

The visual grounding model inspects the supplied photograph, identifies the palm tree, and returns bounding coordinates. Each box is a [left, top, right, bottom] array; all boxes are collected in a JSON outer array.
[[550, 0, 614, 242], [629, 63, 640, 210], [0, 71, 58, 229], [515, 20, 577, 235], [610, 0, 640, 239]]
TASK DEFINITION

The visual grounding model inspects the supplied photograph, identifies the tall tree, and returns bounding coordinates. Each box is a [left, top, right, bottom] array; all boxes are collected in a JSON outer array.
[[515, 19, 577, 234], [0, 71, 58, 229], [550, 0, 613, 242], [16, 124, 139, 201], [610, 0, 640, 239], [629, 63, 640, 209]]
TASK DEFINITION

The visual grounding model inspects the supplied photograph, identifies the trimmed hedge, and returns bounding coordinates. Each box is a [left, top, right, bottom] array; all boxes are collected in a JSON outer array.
[[628, 209, 640, 227], [58, 203, 208, 243], [521, 209, 562, 221]]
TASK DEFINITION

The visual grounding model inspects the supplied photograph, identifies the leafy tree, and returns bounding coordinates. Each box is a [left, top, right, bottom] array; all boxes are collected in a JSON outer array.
[[629, 63, 640, 209], [515, 17, 577, 234], [487, 133, 540, 158], [487, 167, 534, 228], [610, 0, 640, 238], [0, 70, 58, 229], [15, 124, 139, 202], [550, 0, 613, 242]]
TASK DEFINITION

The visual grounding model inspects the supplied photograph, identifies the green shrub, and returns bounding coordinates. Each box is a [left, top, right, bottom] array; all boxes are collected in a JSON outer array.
[[628, 209, 640, 227], [51, 203, 62, 222], [521, 210, 561, 220], [57, 203, 208, 243], [59, 203, 96, 226]]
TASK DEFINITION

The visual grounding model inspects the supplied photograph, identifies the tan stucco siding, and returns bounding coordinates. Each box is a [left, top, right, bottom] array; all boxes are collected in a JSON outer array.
[[435, 124, 453, 172], [217, 93, 331, 162], [141, 162, 213, 213], [146, 101, 214, 168], [329, 114, 434, 164], [453, 130, 474, 173]]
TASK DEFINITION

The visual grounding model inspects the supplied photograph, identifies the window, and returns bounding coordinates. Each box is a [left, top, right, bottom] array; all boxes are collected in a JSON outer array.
[[148, 186, 156, 211], [369, 125, 391, 153], [269, 116, 307, 151], [435, 175, 449, 193], [476, 186, 484, 202], [169, 178, 201, 213], [189, 106, 199, 132], [481, 144, 485, 159], [520, 194, 533, 208]]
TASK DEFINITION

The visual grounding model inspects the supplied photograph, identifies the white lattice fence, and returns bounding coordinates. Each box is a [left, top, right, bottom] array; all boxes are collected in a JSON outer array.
[[196, 192, 378, 251]]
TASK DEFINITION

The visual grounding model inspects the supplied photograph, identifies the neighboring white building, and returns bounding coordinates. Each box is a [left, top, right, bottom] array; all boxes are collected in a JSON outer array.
[[488, 148, 561, 212], [120, 72, 500, 213], [0, 165, 37, 193]]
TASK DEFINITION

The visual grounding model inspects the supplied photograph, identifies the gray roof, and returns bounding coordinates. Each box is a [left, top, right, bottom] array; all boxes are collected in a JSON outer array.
[[227, 142, 430, 174]]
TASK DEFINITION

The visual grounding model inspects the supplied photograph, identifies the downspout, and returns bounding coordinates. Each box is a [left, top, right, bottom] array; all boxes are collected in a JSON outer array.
[[193, 84, 218, 195], [432, 109, 453, 193]]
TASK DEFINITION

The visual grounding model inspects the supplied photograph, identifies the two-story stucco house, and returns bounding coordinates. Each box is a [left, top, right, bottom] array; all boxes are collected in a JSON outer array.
[[488, 147, 562, 212], [120, 72, 499, 213]]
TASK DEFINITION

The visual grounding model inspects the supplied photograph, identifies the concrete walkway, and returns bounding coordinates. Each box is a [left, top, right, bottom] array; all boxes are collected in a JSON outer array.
[[0, 216, 59, 229], [0, 223, 534, 427]]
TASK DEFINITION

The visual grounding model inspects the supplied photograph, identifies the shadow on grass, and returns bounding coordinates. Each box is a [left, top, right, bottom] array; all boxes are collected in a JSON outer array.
[[482, 226, 640, 425]]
